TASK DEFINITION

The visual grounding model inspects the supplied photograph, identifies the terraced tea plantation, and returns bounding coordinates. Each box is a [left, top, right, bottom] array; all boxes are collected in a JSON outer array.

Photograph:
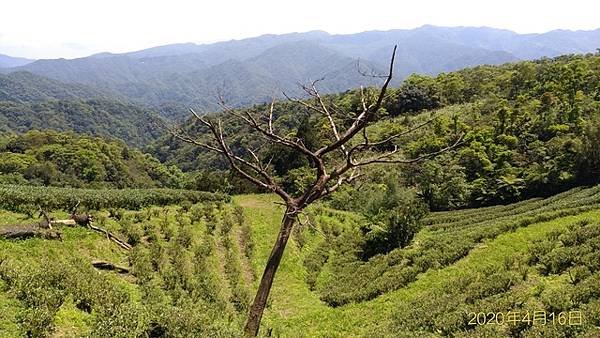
[[1, 186, 600, 337], [251, 186, 600, 337], [0, 190, 249, 337]]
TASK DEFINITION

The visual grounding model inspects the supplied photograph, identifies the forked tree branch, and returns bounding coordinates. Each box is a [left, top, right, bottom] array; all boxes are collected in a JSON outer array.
[[314, 45, 397, 157]]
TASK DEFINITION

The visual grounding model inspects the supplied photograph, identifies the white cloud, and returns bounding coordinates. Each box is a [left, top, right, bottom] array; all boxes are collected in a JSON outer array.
[[1, 0, 599, 59]]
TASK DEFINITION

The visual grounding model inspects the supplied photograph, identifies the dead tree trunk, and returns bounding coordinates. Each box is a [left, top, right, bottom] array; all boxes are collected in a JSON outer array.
[[171, 45, 462, 336], [46, 211, 132, 251], [69, 211, 132, 251], [244, 208, 297, 336], [0, 225, 61, 240]]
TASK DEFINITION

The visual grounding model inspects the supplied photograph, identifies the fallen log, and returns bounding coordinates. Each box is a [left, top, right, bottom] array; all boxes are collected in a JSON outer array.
[[51, 219, 76, 226], [2, 204, 132, 251], [88, 223, 133, 250], [53, 212, 131, 251], [0, 224, 61, 240], [91, 260, 130, 274]]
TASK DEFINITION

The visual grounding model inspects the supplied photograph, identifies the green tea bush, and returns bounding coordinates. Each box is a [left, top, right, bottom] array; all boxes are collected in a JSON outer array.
[[310, 185, 600, 305], [121, 219, 144, 246], [0, 184, 229, 212], [0, 256, 132, 337]]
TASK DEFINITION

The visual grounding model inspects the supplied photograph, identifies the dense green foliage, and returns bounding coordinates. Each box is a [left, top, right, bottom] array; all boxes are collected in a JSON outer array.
[[156, 53, 600, 211], [329, 172, 428, 258], [394, 54, 600, 208], [0, 72, 112, 103], [0, 71, 167, 146], [0, 131, 183, 188], [0, 99, 164, 147], [0, 185, 228, 213]]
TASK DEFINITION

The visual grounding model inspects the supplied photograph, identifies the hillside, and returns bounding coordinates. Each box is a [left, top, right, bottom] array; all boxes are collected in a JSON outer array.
[[0, 99, 166, 147], [153, 53, 600, 209], [0, 71, 115, 103], [0, 23, 599, 338], [6, 26, 600, 118], [0, 186, 599, 336], [235, 187, 600, 336], [0, 131, 185, 189], [0, 70, 168, 146]]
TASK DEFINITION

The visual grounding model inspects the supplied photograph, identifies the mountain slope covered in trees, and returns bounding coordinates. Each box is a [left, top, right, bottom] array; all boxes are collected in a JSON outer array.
[[0, 130, 184, 188], [6, 26, 600, 119], [8, 41, 385, 117], [0, 71, 165, 146], [0, 71, 115, 103], [0, 99, 164, 147], [153, 53, 600, 210]]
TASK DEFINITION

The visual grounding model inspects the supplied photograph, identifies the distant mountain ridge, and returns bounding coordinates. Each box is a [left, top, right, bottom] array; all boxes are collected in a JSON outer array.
[[3, 26, 600, 119], [0, 53, 34, 68]]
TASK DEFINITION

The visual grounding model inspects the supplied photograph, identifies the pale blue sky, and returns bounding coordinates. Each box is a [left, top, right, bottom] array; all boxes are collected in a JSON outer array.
[[1, 0, 599, 59]]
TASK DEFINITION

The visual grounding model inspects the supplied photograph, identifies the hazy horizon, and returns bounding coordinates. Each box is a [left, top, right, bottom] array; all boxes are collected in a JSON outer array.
[[2, 25, 600, 61], [2, 0, 600, 59]]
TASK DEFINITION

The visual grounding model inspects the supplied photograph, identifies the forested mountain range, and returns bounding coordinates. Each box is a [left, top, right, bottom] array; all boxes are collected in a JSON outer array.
[[4, 26, 600, 119], [0, 99, 164, 147], [0, 71, 115, 102]]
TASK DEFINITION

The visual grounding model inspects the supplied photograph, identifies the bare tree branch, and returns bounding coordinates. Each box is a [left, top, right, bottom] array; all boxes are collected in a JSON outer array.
[[315, 45, 397, 157], [318, 170, 363, 200], [217, 96, 323, 171], [353, 133, 465, 167]]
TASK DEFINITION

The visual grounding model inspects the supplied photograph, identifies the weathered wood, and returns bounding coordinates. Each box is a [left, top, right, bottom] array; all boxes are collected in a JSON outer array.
[[71, 213, 93, 227], [57, 212, 131, 250], [91, 260, 130, 273], [51, 219, 77, 226], [1, 210, 129, 252], [244, 209, 296, 336], [88, 223, 132, 251], [0, 224, 61, 240]]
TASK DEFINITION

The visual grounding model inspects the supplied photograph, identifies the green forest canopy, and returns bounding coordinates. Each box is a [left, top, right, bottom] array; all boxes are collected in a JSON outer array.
[[0, 130, 184, 189], [154, 53, 600, 210]]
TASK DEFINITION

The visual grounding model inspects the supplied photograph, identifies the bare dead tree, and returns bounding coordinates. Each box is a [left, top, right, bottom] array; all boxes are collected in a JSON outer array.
[[170, 46, 463, 336]]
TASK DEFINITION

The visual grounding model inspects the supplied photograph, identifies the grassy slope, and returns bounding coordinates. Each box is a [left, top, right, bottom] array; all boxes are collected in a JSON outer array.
[[235, 195, 600, 337], [0, 202, 251, 337], [0, 210, 131, 337]]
